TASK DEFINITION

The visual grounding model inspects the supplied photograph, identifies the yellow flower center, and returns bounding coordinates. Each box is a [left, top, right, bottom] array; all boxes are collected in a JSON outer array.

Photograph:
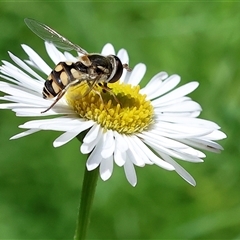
[[65, 81, 154, 134]]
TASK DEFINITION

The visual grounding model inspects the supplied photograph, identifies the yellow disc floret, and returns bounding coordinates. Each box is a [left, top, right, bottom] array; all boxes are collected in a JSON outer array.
[[65, 81, 154, 134]]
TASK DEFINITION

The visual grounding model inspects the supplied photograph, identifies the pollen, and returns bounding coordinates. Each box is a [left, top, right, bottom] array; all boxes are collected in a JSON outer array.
[[65, 81, 154, 134]]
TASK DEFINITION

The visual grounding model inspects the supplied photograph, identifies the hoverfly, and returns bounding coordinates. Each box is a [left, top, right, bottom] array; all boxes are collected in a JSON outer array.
[[24, 18, 131, 113]]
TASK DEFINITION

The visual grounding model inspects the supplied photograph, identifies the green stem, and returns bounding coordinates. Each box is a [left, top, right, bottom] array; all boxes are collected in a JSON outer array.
[[74, 166, 99, 240]]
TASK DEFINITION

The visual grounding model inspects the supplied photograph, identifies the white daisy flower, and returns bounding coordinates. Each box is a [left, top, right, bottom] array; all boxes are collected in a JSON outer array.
[[0, 42, 226, 187]]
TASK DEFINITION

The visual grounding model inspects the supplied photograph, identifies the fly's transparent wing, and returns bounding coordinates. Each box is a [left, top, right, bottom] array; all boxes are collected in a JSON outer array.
[[24, 18, 88, 54]]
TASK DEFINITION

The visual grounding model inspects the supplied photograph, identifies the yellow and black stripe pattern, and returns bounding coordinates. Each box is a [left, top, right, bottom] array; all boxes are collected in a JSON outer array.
[[42, 61, 86, 99]]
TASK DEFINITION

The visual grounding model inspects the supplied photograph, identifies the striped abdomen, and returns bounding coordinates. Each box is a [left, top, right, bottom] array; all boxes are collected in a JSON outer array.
[[42, 61, 87, 99]]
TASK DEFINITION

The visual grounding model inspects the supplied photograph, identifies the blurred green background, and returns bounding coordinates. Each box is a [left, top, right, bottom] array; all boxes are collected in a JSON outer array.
[[0, 1, 239, 239]]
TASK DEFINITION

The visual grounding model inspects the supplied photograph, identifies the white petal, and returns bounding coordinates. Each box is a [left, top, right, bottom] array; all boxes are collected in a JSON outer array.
[[101, 43, 115, 55], [124, 135, 145, 167], [112, 132, 128, 165], [53, 122, 95, 147], [139, 130, 206, 159], [8, 52, 46, 82], [132, 136, 175, 170], [124, 160, 137, 187], [149, 74, 181, 99], [141, 135, 204, 163], [21, 44, 52, 75], [117, 48, 129, 64], [1, 93, 42, 105], [114, 148, 126, 166], [10, 129, 41, 139], [1, 62, 43, 92], [24, 59, 41, 70], [156, 116, 221, 129], [129, 135, 153, 164], [53, 130, 80, 147], [86, 136, 104, 170], [13, 105, 72, 117], [152, 121, 214, 138], [87, 150, 103, 170], [81, 142, 96, 154], [181, 138, 224, 153], [126, 148, 144, 167], [154, 100, 202, 113], [0, 82, 40, 99], [64, 51, 78, 62], [101, 130, 115, 158], [152, 82, 199, 106], [113, 131, 129, 152], [0, 102, 29, 110], [45, 42, 67, 64], [20, 117, 91, 130], [117, 48, 129, 83], [99, 155, 113, 181], [140, 130, 190, 149], [81, 128, 102, 154], [176, 149, 204, 161], [204, 130, 227, 140], [124, 63, 146, 85], [159, 153, 196, 186], [83, 124, 101, 144], [0, 73, 18, 85], [140, 71, 168, 97]]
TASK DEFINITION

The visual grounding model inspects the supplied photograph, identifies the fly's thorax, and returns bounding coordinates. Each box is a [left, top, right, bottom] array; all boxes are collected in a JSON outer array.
[[77, 54, 112, 81], [88, 54, 112, 71], [78, 54, 124, 83]]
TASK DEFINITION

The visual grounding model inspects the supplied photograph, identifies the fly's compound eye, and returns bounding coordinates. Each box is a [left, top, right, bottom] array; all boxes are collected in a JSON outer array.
[[107, 55, 123, 83]]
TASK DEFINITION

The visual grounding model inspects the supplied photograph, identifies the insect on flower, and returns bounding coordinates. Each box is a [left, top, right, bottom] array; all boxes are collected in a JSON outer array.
[[24, 18, 131, 113]]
